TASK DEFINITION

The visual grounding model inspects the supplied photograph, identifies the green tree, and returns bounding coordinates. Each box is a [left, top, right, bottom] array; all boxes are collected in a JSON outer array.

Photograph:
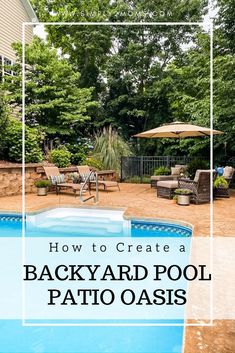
[[160, 32, 235, 159], [3, 118, 43, 163], [100, 23, 205, 144], [31, 0, 112, 92], [215, 0, 235, 54], [31, 0, 207, 140], [4, 37, 98, 148], [0, 87, 10, 158]]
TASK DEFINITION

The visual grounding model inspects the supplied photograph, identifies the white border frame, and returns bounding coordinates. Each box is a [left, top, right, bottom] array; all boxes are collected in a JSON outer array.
[[22, 21, 213, 327]]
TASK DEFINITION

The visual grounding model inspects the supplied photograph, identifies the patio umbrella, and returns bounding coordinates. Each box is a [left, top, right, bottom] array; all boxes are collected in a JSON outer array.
[[134, 121, 223, 138]]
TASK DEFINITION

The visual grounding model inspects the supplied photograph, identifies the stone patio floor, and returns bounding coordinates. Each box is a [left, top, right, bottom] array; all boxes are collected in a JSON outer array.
[[0, 183, 234, 352], [0, 183, 234, 237]]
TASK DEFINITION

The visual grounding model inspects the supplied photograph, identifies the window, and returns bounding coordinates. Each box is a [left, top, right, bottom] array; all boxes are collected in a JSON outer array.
[[0, 55, 14, 79], [4, 57, 12, 75]]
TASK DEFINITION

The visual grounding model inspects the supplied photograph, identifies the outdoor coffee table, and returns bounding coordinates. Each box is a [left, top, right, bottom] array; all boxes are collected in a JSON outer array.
[[156, 180, 179, 199]]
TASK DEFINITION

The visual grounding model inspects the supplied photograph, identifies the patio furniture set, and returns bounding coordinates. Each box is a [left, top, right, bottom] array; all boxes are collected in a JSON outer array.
[[152, 165, 234, 204], [150, 165, 186, 188], [135, 121, 231, 205], [42, 165, 120, 197], [37, 161, 234, 205]]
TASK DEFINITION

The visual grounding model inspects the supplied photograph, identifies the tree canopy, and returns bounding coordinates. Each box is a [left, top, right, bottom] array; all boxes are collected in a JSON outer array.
[[4, 37, 98, 148], [1, 0, 234, 164]]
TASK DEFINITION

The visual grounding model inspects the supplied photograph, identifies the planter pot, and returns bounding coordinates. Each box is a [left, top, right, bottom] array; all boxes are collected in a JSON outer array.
[[214, 187, 229, 198], [37, 187, 47, 196], [177, 194, 190, 206]]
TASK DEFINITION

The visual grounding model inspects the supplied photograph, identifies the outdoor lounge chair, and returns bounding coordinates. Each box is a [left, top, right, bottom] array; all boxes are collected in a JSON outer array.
[[43, 166, 86, 197], [77, 165, 120, 191], [178, 169, 211, 204]]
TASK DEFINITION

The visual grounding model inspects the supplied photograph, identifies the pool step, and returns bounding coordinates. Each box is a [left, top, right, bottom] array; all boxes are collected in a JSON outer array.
[[26, 208, 130, 236], [29, 219, 124, 233]]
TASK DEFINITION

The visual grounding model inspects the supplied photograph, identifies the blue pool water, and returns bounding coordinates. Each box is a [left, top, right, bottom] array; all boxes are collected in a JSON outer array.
[[0, 321, 184, 353], [0, 211, 192, 238], [0, 209, 191, 353]]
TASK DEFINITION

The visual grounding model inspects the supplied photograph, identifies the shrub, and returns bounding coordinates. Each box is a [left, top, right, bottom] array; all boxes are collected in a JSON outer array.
[[141, 176, 151, 184], [49, 146, 71, 167], [71, 151, 87, 165], [174, 188, 192, 195], [0, 89, 9, 158], [214, 176, 228, 188], [94, 126, 132, 171], [124, 176, 150, 184], [84, 157, 103, 170], [125, 176, 141, 183], [25, 128, 44, 163], [187, 158, 209, 179], [154, 166, 171, 175], [66, 143, 89, 165], [3, 118, 43, 163], [35, 180, 51, 188]]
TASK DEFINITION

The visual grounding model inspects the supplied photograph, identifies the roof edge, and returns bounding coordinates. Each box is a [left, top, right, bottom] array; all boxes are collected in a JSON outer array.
[[20, 0, 38, 22]]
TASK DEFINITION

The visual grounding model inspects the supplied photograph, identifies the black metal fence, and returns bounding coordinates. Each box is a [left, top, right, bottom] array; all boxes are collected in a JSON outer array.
[[121, 156, 192, 181]]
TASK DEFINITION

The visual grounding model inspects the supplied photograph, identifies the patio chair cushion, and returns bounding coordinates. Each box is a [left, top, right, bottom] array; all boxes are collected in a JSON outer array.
[[50, 174, 65, 185], [175, 164, 187, 173], [151, 175, 175, 181], [171, 167, 181, 176], [223, 166, 234, 179], [157, 180, 178, 188], [79, 171, 96, 182], [194, 169, 210, 182]]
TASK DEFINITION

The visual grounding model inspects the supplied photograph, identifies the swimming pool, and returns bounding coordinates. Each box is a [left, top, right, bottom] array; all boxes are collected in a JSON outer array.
[[0, 207, 192, 238], [0, 208, 191, 353]]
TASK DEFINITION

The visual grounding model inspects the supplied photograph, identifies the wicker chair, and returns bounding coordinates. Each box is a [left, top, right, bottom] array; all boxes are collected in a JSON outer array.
[[214, 166, 234, 198], [178, 170, 212, 204], [223, 166, 234, 185]]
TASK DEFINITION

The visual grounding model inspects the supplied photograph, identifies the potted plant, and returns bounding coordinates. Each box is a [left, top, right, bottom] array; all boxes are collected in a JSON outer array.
[[214, 176, 229, 198], [35, 180, 50, 196], [174, 189, 192, 206], [69, 172, 81, 184], [154, 166, 171, 176], [172, 195, 178, 204]]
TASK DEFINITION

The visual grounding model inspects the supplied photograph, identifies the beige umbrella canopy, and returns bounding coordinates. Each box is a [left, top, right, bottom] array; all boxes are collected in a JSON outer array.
[[134, 121, 223, 138]]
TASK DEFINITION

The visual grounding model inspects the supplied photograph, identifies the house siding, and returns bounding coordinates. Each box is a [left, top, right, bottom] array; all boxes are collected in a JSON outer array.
[[0, 0, 34, 62]]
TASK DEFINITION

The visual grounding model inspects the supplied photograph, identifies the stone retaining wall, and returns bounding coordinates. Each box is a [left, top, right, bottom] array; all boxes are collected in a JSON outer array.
[[0, 164, 117, 197], [0, 164, 78, 197]]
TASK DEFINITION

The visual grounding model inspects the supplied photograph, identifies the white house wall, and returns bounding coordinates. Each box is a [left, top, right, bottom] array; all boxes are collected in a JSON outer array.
[[0, 0, 35, 62]]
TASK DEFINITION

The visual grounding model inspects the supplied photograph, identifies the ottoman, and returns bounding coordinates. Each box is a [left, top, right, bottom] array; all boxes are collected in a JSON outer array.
[[157, 180, 179, 199]]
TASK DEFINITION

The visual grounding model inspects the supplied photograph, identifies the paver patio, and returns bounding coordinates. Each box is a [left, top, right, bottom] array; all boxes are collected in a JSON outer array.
[[0, 183, 234, 237]]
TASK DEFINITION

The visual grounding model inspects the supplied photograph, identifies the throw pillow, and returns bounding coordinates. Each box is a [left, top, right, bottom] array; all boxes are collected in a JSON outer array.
[[50, 174, 65, 185], [223, 166, 234, 179], [171, 167, 181, 176]]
